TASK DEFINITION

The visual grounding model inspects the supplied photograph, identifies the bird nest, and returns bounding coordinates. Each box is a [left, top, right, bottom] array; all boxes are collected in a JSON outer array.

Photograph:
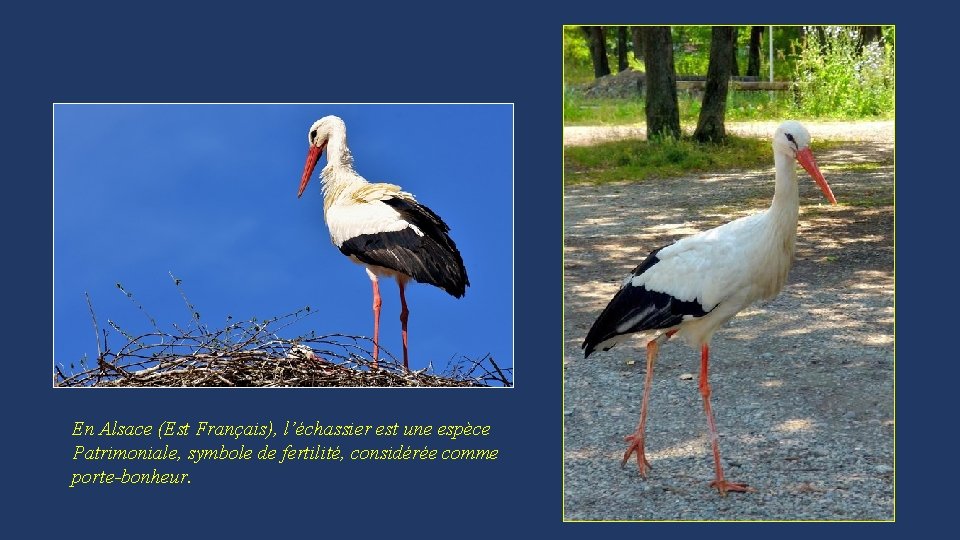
[[56, 292, 511, 388]]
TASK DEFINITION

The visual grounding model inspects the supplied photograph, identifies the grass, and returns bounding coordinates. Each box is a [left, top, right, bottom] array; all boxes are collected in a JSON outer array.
[[837, 192, 893, 208], [564, 90, 802, 125], [802, 190, 892, 215], [565, 136, 852, 185], [563, 93, 646, 124], [565, 135, 769, 184]]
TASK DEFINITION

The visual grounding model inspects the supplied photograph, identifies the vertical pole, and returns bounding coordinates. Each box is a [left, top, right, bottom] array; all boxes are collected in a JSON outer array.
[[768, 25, 774, 100]]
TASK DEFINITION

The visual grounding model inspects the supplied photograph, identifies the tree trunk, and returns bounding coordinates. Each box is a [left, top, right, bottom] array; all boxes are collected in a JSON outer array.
[[694, 26, 734, 143], [730, 26, 740, 76], [631, 27, 643, 61], [746, 26, 763, 77], [582, 26, 611, 78], [617, 26, 629, 72], [815, 26, 829, 55], [856, 26, 883, 54], [641, 26, 681, 140]]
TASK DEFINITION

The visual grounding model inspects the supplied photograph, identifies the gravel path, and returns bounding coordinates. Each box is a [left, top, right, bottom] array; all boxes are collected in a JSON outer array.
[[563, 121, 894, 521], [564, 120, 895, 147]]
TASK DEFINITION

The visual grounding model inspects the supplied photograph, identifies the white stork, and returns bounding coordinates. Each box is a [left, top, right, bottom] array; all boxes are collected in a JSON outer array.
[[581, 120, 837, 496], [297, 115, 469, 370]]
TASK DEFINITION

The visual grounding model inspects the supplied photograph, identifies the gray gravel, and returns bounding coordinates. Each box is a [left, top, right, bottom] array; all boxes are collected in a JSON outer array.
[[563, 122, 894, 521]]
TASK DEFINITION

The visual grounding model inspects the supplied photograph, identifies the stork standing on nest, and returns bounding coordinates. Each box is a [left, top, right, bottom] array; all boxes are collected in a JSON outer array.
[[297, 116, 469, 370], [581, 120, 837, 495]]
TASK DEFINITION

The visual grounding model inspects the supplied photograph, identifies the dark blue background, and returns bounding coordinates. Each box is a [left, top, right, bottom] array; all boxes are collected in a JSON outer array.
[[4, 2, 943, 537]]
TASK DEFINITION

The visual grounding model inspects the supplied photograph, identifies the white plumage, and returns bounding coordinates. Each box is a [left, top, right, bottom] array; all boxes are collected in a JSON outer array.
[[326, 194, 425, 242], [582, 120, 836, 495]]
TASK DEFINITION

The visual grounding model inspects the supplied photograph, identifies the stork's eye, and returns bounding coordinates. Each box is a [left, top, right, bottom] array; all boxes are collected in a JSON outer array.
[[310, 129, 318, 142], [785, 133, 798, 149]]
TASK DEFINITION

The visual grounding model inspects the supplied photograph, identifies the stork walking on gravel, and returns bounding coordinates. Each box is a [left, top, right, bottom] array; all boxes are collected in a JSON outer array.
[[581, 120, 837, 495], [297, 116, 469, 370]]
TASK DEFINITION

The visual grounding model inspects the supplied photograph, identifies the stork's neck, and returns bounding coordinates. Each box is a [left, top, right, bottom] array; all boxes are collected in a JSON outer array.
[[322, 124, 354, 172], [318, 124, 364, 213], [769, 150, 800, 226], [747, 149, 802, 301]]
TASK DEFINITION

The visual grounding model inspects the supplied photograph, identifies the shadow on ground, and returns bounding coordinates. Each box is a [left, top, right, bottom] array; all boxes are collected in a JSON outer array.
[[563, 139, 894, 521]]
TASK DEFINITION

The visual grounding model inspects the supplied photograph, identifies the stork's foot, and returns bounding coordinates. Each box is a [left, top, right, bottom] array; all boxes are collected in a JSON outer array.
[[621, 431, 652, 478], [709, 479, 755, 496]]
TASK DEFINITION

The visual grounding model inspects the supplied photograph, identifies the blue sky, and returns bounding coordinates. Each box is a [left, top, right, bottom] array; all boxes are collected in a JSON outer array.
[[54, 104, 513, 377]]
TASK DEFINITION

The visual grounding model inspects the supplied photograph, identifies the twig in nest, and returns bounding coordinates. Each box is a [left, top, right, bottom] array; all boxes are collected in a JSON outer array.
[[60, 299, 511, 388]]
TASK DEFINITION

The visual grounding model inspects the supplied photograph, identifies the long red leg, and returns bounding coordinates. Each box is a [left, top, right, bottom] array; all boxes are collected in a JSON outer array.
[[699, 344, 753, 495], [371, 279, 382, 369], [622, 339, 659, 477], [398, 280, 409, 370]]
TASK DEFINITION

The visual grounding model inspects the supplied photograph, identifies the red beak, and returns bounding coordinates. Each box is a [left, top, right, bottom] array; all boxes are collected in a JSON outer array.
[[297, 143, 325, 198], [795, 147, 837, 205]]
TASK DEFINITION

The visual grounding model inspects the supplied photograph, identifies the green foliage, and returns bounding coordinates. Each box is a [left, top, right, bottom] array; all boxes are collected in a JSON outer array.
[[565, 135, 773, 184], [563, 26, 594, 85], [564, 26, 804, 88], [791, 26, 894, 118], [669, 26, 803, 78], [725, 91, 796, 120], [671, 26, 711, 75], [564, 26, 895, 122], [563, 26, 646, 86]]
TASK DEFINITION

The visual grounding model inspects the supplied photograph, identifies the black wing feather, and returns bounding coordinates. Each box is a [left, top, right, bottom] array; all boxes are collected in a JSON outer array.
[[582, 246, 709, 358], [339, 197, 469, 298]]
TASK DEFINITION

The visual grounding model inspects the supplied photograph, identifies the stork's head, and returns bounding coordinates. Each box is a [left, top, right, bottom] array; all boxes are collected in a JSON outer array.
[[773, 120, 837, 204], [298, 116, 346, 198]]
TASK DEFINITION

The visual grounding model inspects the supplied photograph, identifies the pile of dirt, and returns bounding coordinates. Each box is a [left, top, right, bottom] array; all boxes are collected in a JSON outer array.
[[580, 69, 645, 99]]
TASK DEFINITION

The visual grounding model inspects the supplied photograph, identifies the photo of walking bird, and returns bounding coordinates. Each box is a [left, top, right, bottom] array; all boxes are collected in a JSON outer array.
[[297, 115, 469, 370], [582, 121, 836, 495], [565, 25, 893, 518]]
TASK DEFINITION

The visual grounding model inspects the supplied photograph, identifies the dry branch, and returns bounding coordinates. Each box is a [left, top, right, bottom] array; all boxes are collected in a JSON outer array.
[[57, 300, 511, 388]]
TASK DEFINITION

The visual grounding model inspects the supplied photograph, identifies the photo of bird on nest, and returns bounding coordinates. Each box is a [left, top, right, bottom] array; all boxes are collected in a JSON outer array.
[[54, 104, 513, 388]]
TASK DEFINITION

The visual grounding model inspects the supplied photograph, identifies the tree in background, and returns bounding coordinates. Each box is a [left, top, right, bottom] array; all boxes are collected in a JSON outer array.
[[642, 26, 681, 139], [730, 26, 740, 76], [814, 26, 829, 55], [617, 27, 630, 72], [631, 27, 643, 61], [694, 26, 735, 142], [746, 26, 763, 77], [582, 26, 611, 78], [856, 26, 883, 55]]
